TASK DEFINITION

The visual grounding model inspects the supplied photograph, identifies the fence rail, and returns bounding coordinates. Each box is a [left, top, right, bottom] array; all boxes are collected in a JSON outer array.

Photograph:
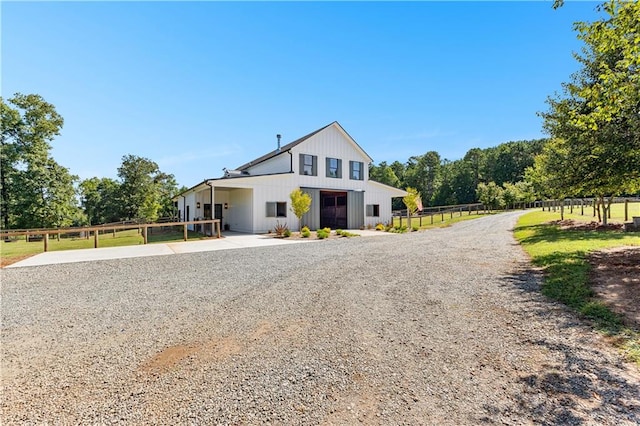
[[0, 219, 220, 252]]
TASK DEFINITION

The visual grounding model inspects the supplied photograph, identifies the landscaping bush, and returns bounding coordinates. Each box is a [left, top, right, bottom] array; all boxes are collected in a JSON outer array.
[[375, 223, 385, 231], [316, 229, 329, 239], [301, 229, 311, 238]]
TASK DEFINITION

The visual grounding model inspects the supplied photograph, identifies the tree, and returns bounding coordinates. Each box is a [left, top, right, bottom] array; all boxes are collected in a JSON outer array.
[[476, 182, 504, 212], [117, 155, 177, 223], [369, 161, 401, 188], [402, 187, 421, 228], [540, 0, 640, 223], [289, 188, 312, 231], [1, 93, 79, 229], [79, 177, 121, 225]]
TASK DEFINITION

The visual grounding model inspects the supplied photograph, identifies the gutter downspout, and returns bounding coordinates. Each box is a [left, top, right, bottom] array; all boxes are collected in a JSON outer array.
[[289, 150, 293, 173]]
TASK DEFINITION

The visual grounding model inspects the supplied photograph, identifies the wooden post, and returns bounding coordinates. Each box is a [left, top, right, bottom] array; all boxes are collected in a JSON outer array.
[[625, 199, 629, 222], [183, 223, 188, 241], [468, 205, 471, 215], [570, 198, 573, 214], [216, 220, 221, 238], [44, 233, 49, 252], [450, 210, 453, 219], [431, 213, 434, 224], [581, 199, 584, 215], [94, 229, 99, 248], [142, 226, 148, 244]]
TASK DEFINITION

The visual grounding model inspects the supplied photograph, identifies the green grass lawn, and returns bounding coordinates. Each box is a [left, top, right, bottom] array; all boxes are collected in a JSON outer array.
[[514, 210, 640, 365], [393, 210, 493, 230], [0, 227, 211, 266], [543, 201, 640, 223]]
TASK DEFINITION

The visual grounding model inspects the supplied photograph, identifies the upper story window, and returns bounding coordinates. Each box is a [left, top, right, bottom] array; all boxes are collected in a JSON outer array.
[[350, 161, 364, 180], [326, 157, 342, 178], [299, 154, 317, 176]]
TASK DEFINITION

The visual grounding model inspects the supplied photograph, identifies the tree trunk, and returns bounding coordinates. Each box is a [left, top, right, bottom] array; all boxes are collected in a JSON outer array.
[[598, 196, 607, 225]]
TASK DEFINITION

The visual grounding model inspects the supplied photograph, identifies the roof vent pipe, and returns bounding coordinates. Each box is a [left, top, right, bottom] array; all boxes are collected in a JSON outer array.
[[276, 134, 281, 153]]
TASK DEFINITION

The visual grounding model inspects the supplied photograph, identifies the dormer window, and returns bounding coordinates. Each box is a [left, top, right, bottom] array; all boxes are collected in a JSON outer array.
[[300, 154, 317, 176], [326, 157, 342, 178], [350, 161, 364, 180]]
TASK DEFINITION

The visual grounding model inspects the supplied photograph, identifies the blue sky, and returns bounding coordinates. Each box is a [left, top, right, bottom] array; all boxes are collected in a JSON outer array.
[[2, 1, 601, 187]]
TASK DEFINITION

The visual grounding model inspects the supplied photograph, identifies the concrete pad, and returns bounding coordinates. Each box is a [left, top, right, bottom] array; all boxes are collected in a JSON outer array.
[[4, 229, 393, 268], [6, 243, 175, 268], [167, 234, 309, 254]]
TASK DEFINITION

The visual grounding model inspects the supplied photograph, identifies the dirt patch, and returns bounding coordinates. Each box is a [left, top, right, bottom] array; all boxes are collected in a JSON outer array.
[[550, 219, 625, 232], [588, 246, 640, 327], [0, 254, 36, 268]]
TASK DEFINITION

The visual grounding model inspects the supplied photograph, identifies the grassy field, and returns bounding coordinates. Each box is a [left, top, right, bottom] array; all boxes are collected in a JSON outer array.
[[543, 200, 640, 223], [393, 210, 493, 230], [514, 210, 640, 365], [0, 228, 211, 267]]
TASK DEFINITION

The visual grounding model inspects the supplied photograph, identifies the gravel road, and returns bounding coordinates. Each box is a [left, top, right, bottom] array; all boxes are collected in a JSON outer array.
[[2, 211, 639, 425]]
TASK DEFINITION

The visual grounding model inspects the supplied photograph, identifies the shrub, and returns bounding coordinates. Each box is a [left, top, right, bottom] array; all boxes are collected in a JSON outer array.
[[283, 229, 291, 238], [316, 229, 329, 239], [301, 229, 311, 238], [274, 220, 288, 237], [375, 223, 385, 231], [301, 225, 310, 233], [412, 225, 419, 232]]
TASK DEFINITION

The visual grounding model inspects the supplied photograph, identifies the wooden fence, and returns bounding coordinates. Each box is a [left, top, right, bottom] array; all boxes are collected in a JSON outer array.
[[0, 219, 220, 252], [539, 197, 640, 221], [393, 202, 486, 228]]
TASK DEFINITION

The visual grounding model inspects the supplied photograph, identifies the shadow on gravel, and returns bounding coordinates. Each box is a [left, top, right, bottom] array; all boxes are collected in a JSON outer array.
[[493, 266, 640, 425], [514, 224, 630, 246]]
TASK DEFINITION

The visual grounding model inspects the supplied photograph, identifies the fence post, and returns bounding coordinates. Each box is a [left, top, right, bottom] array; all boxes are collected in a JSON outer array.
[[581, 199, 584, 215], [143, 226, 148, 244], [625, 199, 629, 222], [94, 229, 99, 248], [216, 220, 221, 238], [183, 223, 188, 241], [44, 233, 49, 252]]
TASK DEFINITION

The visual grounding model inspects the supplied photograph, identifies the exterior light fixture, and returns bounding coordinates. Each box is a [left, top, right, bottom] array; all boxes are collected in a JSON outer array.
[[196, 202, 201, 208], [224, 203, 228, 209]]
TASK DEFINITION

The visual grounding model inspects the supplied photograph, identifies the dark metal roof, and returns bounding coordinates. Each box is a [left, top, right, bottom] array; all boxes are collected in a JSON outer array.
[[235, 122, 335, 171]]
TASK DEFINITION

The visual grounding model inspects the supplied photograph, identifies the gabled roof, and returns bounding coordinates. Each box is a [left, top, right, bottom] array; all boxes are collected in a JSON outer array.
[[235, 121, 373, 171]]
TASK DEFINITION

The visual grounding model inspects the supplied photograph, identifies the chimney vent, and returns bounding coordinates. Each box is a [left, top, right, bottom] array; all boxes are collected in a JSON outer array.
[[277, 134, 282, 153]]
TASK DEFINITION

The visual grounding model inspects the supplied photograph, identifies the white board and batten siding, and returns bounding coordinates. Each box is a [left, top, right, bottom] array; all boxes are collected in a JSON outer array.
[[177, 122, 407, 234]]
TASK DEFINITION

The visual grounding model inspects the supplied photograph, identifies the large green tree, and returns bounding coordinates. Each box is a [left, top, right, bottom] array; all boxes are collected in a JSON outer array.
[[539, 0, 640, 223], [116, 155, 178, 222], [79, 177, 121, 225], [1, 93, 79, 229]]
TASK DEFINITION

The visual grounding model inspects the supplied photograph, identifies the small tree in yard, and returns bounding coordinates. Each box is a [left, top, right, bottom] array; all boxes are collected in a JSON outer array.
[[403, 187, 421, 228], [290, 188, 312, 231], [476, 182, 504, 213]]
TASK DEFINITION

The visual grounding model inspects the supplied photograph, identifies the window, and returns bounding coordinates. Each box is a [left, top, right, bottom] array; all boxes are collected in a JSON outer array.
[[266, 202, 287, 217], [299, 154, 317, 176], [350, 161, 364, 180], [326, 157, 342, 178], [366, 204, 380, 217]]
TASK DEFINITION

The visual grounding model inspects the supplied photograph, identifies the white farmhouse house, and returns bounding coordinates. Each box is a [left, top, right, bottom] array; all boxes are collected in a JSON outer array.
[[175, 122, 406, 233]]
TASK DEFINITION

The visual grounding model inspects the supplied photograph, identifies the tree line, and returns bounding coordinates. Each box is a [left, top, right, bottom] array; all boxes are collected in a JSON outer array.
[[1, 94, 180, 229], [370, 139, 546, 211]]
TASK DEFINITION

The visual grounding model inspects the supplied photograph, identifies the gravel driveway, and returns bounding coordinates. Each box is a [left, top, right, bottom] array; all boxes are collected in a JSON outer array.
[[2, 211, 639, 424]]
